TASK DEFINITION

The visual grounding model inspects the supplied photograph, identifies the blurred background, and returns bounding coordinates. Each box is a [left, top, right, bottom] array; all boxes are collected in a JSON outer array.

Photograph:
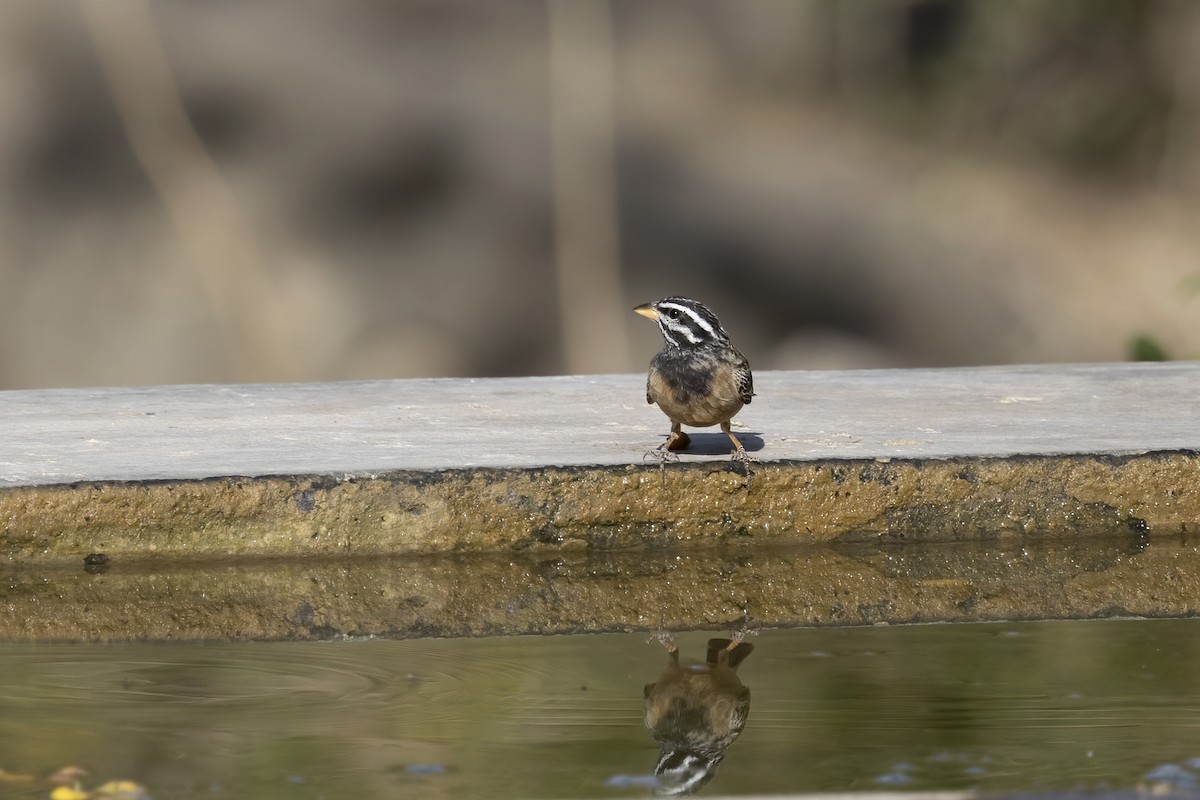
[[2, 0, 1199, 389]]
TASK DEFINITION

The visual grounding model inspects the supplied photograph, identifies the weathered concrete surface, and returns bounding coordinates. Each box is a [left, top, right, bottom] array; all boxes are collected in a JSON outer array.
[[4, 363, 1200, 485], [2, 364, 1200, 561], [3, 536, 1196, 642]]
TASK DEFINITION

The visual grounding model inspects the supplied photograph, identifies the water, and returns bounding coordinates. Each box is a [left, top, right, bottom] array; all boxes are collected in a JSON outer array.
[[2, 619, 1200, 798]]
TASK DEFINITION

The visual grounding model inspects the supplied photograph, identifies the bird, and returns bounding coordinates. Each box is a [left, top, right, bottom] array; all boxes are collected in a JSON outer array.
[[633, 297, 754, 462], [643, 633, 755, 796]]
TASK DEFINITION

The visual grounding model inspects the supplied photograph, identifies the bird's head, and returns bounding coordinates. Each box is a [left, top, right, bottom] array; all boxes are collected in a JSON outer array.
[[633, 297, 731, 349], [652, 749, 725, 796]]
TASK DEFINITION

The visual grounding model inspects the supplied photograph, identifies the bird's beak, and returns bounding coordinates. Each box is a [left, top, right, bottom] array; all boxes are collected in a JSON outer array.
[[633, 303, 659, 320]]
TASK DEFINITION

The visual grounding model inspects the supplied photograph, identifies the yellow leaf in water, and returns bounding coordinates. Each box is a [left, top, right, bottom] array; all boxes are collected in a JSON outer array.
[[94, 781, 148, 799], [49, 786, 90, 800]]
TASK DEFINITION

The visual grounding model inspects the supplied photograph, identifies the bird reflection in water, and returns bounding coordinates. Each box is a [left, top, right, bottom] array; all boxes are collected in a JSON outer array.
[[643, 632, 754, 796]]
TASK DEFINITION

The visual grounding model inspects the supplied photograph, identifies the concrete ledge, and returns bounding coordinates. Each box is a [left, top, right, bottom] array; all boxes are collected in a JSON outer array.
[[5, 363, 1200, 484], [4, 363, 1200, 641], [2, 363, 1200, 561]]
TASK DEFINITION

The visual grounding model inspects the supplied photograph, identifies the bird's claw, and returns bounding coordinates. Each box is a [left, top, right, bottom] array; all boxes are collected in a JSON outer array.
[[648, 629, 678, 654], [644, 447, 679, 482], [730, 447, 757, 482], [642, 447, 679, 464], [730, 448, 757, 464], [730, 616, 759, 645]]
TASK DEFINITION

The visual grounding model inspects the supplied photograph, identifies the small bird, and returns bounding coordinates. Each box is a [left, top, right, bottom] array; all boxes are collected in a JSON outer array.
[[643, 634, 755, 796], [633, 297, 754, 461]]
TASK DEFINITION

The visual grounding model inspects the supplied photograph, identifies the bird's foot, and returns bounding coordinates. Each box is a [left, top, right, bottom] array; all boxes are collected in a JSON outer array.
[[729, 615, 759, 646], [648, 629, 678, 655], [643, 447, 679, 464], [730, 447, 757, 465], [643, 446, 679, 482], [730, 447, 757, 482]]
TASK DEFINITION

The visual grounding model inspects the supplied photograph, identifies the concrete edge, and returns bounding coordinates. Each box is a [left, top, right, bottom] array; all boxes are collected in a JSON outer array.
[[4, 449, 1196, 561]]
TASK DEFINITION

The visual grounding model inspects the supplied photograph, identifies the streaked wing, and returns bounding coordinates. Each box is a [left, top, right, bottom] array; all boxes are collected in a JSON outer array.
[[734, 352, 753, 405]]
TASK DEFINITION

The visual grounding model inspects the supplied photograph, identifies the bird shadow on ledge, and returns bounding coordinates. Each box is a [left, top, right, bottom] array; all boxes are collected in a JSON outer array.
[[675, 432, 764, 456]]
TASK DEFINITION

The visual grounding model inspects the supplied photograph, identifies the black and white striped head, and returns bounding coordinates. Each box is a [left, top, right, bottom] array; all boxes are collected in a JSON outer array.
[[633, 297, 731, 349], [653, 749, 724, 796]]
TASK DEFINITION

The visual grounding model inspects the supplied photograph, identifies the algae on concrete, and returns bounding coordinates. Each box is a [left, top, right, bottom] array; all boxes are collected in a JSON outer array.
[[2, 452, 1197, 561]]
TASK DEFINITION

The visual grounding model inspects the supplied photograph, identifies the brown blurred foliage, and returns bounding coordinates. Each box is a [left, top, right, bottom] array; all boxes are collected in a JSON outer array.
[[2, 0, 1200, 389]]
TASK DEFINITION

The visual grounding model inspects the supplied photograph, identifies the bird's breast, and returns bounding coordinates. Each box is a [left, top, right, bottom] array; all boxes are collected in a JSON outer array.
[[648, 348, 746, 427]]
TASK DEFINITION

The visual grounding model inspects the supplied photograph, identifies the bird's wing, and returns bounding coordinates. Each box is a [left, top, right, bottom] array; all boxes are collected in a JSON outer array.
[[734, 353, 753, 405]]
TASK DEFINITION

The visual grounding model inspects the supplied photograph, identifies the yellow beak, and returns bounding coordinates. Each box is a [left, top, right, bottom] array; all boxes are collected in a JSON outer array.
[[633, 303, 659, 320]]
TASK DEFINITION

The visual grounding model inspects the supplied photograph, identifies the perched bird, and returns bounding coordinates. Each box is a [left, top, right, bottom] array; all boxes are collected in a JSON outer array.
[[643, 634, 755, 796], [633, 297, 754, 461]]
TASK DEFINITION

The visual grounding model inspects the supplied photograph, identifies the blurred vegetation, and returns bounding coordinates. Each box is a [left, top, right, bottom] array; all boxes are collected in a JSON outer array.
[[1, 0, 1199, 387], [1130, 333, 1169, 361], [823, 1, 1176, 179]]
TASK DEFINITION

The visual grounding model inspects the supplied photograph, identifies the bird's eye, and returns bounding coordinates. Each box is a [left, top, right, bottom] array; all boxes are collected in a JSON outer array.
[[664, 307, 680, 319]]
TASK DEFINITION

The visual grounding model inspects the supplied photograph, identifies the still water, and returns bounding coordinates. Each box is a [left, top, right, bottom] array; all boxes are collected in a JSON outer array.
[[2, 619, 1200, 798]]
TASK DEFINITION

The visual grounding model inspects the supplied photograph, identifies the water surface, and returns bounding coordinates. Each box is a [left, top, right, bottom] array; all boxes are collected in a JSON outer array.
[[3, 619, 1200, 798]]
